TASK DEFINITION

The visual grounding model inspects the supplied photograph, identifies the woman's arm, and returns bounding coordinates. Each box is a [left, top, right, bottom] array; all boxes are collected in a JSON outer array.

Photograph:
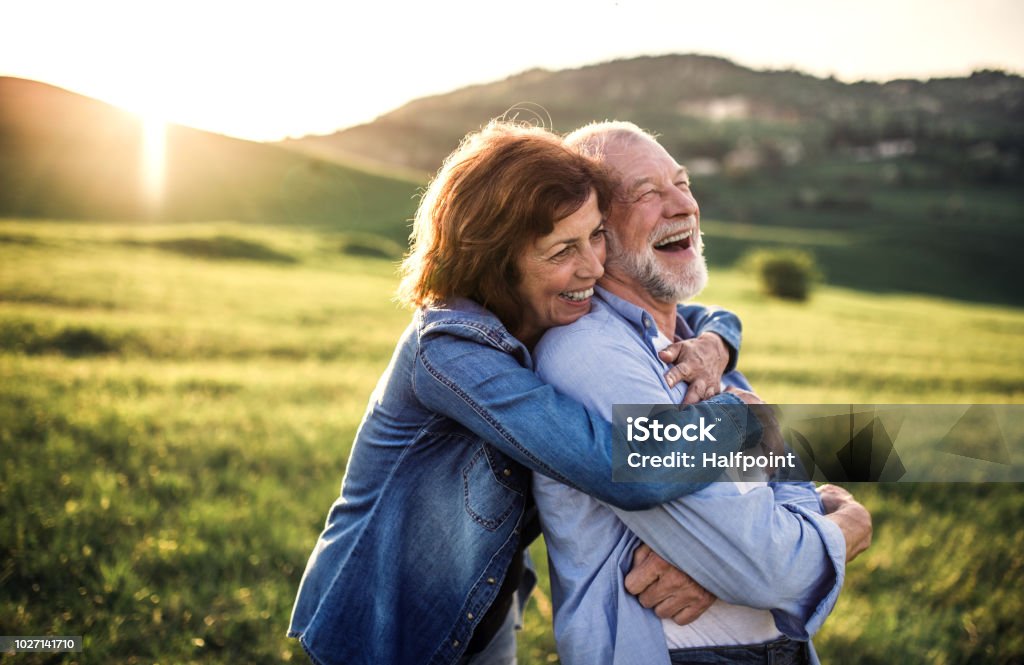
[[663, 305, 739, 398], [679, 303, 741, 372], [413, 330, 761, 511]]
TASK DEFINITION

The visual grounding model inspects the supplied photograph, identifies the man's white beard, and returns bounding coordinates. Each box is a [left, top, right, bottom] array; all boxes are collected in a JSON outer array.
[[609, 235, 708, 303]]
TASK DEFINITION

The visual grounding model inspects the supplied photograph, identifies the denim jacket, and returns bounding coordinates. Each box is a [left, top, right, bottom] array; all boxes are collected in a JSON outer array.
[[288, 298, 757, 665]]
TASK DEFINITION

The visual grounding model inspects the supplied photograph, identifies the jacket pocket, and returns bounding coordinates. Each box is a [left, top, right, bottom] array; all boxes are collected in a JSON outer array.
[[462, 444, 523, 531]]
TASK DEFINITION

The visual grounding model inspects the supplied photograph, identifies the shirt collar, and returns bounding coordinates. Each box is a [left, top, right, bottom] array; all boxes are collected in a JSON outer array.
[[594, 286, 696, 349]]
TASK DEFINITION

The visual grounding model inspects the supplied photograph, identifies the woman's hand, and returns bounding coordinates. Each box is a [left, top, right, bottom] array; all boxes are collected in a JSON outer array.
[[818, 484, 873, 562], [660, 332, 730, 404], [624, 543, 716, 625], [723, 385, 762, 405], [724, 387, 785, 462]]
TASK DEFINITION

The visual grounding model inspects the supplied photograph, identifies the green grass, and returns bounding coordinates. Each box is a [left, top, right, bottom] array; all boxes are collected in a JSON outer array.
[[1, 219, 1022, 663], [695, 157, 1024, 307]]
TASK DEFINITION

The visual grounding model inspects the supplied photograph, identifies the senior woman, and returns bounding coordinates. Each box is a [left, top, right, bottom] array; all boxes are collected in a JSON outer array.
[[288, 122, 761, 665]]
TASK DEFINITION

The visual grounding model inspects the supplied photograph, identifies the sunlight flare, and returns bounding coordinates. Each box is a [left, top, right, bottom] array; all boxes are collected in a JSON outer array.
[[140, 113, 166, 212]]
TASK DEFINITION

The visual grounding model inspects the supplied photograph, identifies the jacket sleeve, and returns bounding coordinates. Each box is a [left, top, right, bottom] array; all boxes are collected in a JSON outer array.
[[679, 303, 742, 373], [413, 330, 762, 511]]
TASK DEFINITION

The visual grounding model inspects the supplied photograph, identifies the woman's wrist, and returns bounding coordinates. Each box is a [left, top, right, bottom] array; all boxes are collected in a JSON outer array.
[[696, 332, 729, 378]]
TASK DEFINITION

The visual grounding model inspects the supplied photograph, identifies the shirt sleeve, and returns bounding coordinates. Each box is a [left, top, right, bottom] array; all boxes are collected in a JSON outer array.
[[678, 303, 742, 373], [413, 327, 761, 511], [608, 487, 846, 639], [534, 321, 846, 639], [769, 480, 827, 514]]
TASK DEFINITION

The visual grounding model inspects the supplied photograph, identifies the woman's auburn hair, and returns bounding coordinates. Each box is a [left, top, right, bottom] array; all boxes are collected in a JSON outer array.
[[397, 120, 614, 334]]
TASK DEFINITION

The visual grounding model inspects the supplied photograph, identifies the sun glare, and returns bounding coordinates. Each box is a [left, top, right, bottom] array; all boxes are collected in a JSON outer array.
[[140, 113, 166, 213]]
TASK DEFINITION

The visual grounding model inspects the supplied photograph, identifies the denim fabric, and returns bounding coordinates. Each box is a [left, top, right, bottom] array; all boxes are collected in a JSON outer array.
[[668, 638, 810, 664], [288, 298, 755, 665], [460, 602, 519, 665]]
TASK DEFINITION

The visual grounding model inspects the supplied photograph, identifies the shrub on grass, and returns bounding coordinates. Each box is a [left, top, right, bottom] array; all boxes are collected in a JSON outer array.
[[141, 236, 297, 264], [742, 249, 821, 301], [338, 233, 404, 260], [0, 320, 121, 356], [50, 326, 118, 356]]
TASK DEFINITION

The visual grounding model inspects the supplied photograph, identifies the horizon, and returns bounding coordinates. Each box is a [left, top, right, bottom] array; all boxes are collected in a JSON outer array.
[[4, 0, 1023, 141], [4, 54, 1019, 145]]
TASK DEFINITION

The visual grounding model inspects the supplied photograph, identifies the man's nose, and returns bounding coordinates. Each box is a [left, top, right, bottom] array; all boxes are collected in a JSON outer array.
[[665, 185, 699, 219]]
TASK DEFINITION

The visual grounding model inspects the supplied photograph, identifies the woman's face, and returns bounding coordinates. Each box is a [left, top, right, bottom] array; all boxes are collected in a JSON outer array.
[[514, 190, 606, 345]]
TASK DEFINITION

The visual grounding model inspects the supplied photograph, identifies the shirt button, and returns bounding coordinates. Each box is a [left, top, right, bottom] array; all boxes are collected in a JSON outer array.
[[644, 318, 653, 328], [487, 577, 496, 584], [453, 640, 460, 647], [467, 612, 474, 620], [503, 468, 512, 477]]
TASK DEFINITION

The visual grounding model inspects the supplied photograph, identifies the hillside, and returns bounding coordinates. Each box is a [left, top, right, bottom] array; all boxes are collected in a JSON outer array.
[[285, 54, 1024, 178], [0, 78, 418, 243], [285, 54, 1024, 306], [3, 58, 1023, 305]]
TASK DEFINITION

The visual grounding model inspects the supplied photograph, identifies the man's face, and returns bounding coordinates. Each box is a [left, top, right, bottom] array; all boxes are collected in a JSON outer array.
[[602, 138, 707, 303]]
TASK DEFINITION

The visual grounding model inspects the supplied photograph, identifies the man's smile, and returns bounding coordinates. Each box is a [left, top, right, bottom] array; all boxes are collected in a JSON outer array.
[[653, 229, 694, 252], [652, 221, 699, 254]]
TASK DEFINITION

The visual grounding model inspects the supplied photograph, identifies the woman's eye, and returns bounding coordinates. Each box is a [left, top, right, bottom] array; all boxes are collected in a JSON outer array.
[[552, 246, 573, 259], [591, 227, 607, 240]]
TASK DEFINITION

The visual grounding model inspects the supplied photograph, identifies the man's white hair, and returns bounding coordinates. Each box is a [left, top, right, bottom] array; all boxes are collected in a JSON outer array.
[[564, 121, 662, 168]]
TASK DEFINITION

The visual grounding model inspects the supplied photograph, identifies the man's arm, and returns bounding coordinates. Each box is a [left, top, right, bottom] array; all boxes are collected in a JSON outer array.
[[534, 323, 846, 639], [608, 486, 845, 639]]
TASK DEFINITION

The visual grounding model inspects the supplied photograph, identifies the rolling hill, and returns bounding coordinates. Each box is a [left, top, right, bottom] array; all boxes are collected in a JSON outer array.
[[0, 77, 419, 243], [3, 54, 1023, 306], [285, 54, 1024, 180], [286, 54, 1024, 306]]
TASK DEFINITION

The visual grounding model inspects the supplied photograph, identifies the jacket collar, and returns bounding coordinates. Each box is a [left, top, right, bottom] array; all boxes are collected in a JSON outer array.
[[418, 298, 532, 368]]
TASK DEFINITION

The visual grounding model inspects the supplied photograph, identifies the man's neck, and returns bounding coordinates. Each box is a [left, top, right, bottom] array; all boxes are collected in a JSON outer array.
[[599, 275, 677, 339]]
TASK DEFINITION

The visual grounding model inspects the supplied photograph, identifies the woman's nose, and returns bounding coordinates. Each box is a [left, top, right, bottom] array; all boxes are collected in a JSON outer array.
[[578, 241, 605, 280]]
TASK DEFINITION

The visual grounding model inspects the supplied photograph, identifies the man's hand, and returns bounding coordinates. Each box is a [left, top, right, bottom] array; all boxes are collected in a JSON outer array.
[[817, 484, 856, 513], [660, 332, 729, 403], [818, 484, 873, 562], [624, 543, 716, 625]]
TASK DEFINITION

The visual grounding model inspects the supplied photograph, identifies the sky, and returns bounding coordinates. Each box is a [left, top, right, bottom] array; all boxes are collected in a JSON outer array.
[[3, 0, 1023, 142]]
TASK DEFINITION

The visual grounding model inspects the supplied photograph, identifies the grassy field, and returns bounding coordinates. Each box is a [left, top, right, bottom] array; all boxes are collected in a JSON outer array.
[[1, 219, 1022, 664], [694, 157, 1024, 308]]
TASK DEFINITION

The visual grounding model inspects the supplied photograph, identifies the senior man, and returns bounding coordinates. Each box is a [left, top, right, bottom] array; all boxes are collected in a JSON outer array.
[[532, 122, 872, 665]]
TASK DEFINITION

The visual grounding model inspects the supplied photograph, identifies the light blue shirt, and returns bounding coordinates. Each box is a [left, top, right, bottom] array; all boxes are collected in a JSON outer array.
[[533, 288, 846, 665]]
